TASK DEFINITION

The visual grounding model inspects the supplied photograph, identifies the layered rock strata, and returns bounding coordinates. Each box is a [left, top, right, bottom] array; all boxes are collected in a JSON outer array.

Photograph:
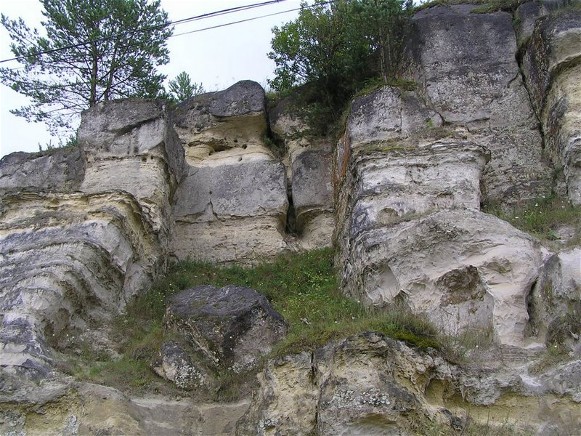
[[407, 4, 553, 205], [1, 99, 183, 390], [171, 81, 290, 264], [0, 191, 161, 384], [238, 333, 581, 435]]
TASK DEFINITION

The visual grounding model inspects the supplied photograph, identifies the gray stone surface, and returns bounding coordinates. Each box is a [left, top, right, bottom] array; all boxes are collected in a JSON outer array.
[[173, 80, 270, 164], [522, 8, 581, 204], [152, 341, 212, 390], [528, 247, 581, 353], [347, 86, 442, 145], [407, 5, 552, 205], [339, 209, 545, 346], [164, 285, 287, 373], [171, 158, 289, 263], [339, 141, 489, 238], [79, 98, 185, 234], [291, 147, 334, 241], [173, 159, 287, 220], [0, 191, 161, 384], [0, 148, 84, 194]]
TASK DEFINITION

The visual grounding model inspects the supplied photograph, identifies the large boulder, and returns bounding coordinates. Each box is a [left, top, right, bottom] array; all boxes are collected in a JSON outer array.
[[159, 285, 287, 382], [406, 4, 552, 205], [522, 8, 581, 204]]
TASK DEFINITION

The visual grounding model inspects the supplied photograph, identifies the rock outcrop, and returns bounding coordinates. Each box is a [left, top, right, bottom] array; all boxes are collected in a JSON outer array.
[[238, 332, 581, 435], [270, 96, 335, 248], [0, 100, 182, 394], [407, 4, 553, 205], [154, 285, 287, 389], [0, 1, 580, 434], [0, 147, 84, 194], [522, 6, 581, 204], [170, 81, 291, 264]]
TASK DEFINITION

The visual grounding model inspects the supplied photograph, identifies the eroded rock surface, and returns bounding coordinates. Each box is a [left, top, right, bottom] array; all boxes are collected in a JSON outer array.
[[522, 7, 581, 204], [239, 333, 581, 435], [79, 98, 186, 237], [160, 285, 287, 383], [269, 94, 336, 249], [171, 81, 291, 264], [0, 191, 161, 385], [407, 4, 552, 205], [0, 147, 84, 194]]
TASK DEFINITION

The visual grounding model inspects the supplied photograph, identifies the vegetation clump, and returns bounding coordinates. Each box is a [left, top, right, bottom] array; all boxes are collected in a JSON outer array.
[[268, 0, 414, 136], [483, 195, 581, 247], [69, 248, 442, 393]]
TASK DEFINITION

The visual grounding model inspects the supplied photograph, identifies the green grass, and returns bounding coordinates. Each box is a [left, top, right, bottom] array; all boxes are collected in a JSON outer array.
[[71, 248, 443, 394], [483, 195, 581, 246], [120, 248, 441, 357]]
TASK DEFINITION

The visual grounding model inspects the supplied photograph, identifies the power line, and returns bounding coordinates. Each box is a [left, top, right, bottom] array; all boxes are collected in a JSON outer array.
[[172, 6, 303, 38], [0, 0, 295, 65]]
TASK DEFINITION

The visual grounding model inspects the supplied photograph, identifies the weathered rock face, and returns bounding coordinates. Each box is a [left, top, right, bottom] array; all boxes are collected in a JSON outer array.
[[239, 333, 581, 435], [0, 191, 161, 384], [1, 99, 183, 399], [0, 147, 84, 194], [79, 98, 186, 238], [171, 81, 291, 264], [341, 208, 546, 346], [527, 247, 581, 353], [0, 380, 249, 435], [407, 4, 552, 205], [171, 158, 289, 264], [161, 285, 287, 379], [290, 146, 334, 248], [270, 95, 336, 249], [522, 7, 581, 204], [174, 80, 270, 164]]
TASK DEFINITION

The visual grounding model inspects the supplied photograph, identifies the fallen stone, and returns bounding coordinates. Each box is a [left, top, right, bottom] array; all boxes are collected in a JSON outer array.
[[164, 285, 287, 373]]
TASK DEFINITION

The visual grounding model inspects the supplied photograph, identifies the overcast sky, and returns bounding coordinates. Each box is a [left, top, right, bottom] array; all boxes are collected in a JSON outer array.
[[0, 0, 303, 158]]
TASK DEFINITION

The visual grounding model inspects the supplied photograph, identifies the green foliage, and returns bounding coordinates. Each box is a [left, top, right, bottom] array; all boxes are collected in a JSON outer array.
[[69, 249, 446, 393], [165, 71, 205, 104], [103, 249, 442, 391], [268, 0, 413, 136], [0, 0, 172, 135]]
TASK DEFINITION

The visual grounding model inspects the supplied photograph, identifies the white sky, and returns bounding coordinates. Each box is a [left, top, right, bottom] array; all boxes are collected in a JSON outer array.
[[0, 0, 303, 157]]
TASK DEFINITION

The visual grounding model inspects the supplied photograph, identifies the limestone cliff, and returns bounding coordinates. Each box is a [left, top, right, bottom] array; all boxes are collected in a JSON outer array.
[[0, 1, 580, 435]]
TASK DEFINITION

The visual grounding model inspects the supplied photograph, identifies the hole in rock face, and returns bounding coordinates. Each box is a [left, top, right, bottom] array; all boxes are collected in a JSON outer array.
[[366, 265, 401, 306], [242, 144, 248, 149]]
